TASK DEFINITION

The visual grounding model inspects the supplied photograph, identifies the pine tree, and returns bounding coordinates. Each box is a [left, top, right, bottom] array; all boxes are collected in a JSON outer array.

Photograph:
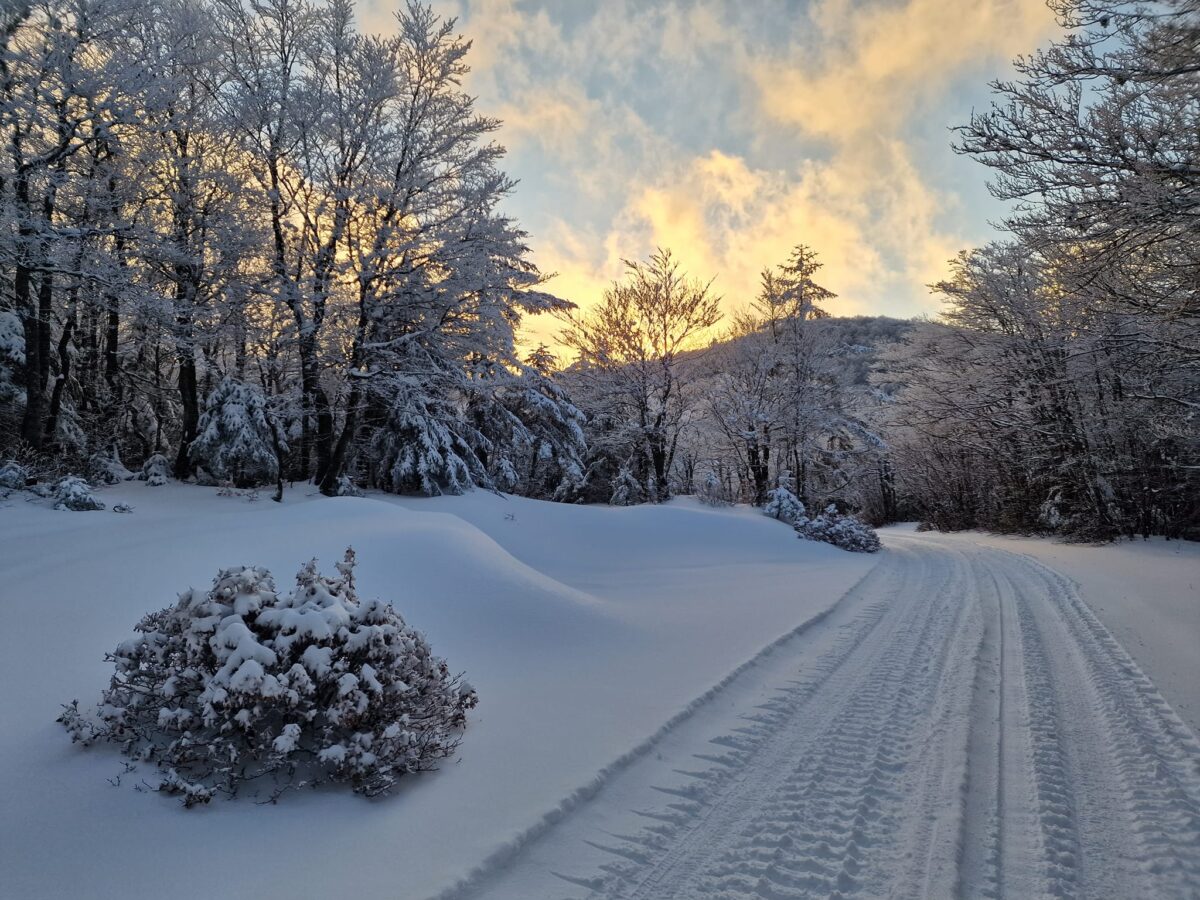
[[190, 378, 285, 488]]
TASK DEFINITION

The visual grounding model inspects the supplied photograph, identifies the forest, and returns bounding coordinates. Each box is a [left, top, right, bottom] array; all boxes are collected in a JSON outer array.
[[1, 0, 1196, 540]]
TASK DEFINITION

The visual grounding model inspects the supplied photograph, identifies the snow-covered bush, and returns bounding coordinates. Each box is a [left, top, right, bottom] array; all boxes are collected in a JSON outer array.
[[334, 475, 363, 498], [0, 460, 29, 490], [52, 476, 105, 511], [59, 549, 477, 805], [139, 453, 171, 486], [609, 465, 643, 506], [794, 504, 881, 553], [763, 479, 806, 525], [696, 472, 729, 506], [189, 378, 285, 488], [88, 447, 134, 485]]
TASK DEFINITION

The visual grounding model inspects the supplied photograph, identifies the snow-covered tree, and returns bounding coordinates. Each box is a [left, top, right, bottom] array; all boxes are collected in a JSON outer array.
[[563, 249, 722, 503], [0, 460, 29, 490], [59, 549, 477, 804], [52, 475, 105, 511], [190, 378, 285, 488], [609, 465, 643, 506], [696, 470, 729, 506], [763, 473, 806, 525], [140, 453, 171, 487]]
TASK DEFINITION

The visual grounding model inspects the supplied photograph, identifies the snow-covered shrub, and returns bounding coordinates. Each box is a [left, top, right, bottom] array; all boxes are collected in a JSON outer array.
[[52, 476, 105, 511], [59, 549, 477, 805], [794, 504, 881, 553], [140, 453, 171, 486], [763, 480, 806, 525], [334, 475, 363, 498], [0, 460, 29, 490], [696, 472, 729, 506], [88, 447, 134, 485], [189, 378, 285, 488], [609, 465, 643, 506]]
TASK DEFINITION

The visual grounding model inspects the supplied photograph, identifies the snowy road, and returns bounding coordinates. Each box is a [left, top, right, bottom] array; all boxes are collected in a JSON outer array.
[[462, 534, 1200, 900]]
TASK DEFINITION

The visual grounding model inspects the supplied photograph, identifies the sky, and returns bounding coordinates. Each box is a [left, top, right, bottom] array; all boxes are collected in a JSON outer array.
[[362, 0, 1061, 351]]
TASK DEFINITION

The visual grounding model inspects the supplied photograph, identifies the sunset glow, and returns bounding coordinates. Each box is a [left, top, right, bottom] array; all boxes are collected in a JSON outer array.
[[363, 0, 1059, 351]]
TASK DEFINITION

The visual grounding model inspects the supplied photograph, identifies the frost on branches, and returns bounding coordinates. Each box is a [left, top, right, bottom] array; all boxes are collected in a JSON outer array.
[[59, 549, 478, 805], [189, 379, 285, 488], [795, 505, 881, 553]]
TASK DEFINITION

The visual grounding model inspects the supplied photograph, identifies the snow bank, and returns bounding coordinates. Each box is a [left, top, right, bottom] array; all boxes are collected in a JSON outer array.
[[0, 485, 874, 900]]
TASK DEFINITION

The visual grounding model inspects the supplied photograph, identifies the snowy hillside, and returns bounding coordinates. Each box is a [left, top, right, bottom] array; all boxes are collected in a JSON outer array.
[[0, 484, 873, 900]]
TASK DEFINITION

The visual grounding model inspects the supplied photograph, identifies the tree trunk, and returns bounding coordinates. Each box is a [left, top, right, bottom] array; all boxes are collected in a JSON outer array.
[[174, 349, 199, 478]]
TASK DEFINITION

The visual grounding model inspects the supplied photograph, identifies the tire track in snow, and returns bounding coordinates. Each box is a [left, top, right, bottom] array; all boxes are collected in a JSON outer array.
[[427, 555, 889, 900], [576, 541, 977, 899], [459, 535, 1200, 900], [1000, 548, 1200, 898]]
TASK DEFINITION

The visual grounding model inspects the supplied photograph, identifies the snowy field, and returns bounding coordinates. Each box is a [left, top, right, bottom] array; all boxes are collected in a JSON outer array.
[[2, 485, 1198, 898], [0, 483, 874, 899]]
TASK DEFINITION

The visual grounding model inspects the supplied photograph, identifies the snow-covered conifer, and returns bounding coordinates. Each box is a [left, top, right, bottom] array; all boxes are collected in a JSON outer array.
[[52, 476, 105, 511], [763, 473, 806, 524], [334, 475, 363, 498], [140, 454, 171, 487], [610, 465, 643, 506], [60, 549, 477, 804], [88, 447, 134, 485], [189, 379, 285, 488], [697, 471, 729, 506], [0, 461, 29, 490]]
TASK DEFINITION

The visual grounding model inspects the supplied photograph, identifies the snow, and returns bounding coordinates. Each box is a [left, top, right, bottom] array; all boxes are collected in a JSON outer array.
[[906, 528, 1200, 735], [0, 483, 873, 900], [467, 527, 1200, 899]]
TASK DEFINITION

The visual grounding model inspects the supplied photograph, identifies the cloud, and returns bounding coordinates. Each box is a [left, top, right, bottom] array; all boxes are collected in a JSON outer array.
[[526, 140, 955, 347], [368, 0, 1063, 353], [752, 0, 1056, 140]]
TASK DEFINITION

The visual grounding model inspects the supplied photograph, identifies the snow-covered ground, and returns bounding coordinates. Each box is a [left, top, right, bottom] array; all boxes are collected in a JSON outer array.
[[466, 528, 1200, 899], [0, 483, 873, 900], [931, 528, 1200, 736], [2, 487, 1197, 898]]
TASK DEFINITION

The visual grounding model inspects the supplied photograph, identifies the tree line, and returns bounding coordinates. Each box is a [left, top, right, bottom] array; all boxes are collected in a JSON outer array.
[[886, 0, 1198, 539], [2, 0, 1194, 540], [0, 0, 584, 499]]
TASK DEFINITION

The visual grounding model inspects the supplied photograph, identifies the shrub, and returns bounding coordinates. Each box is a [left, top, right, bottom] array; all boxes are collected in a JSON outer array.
[[696, 472, 729, 507], [0, 460, 28, 489], [763, 482, 805, 525], [795, 504, 882, 553], [139, 453, 170, 486], [88, 447, 134, 485], [52, 476, 105, 511], [59, 549, 477, 805]]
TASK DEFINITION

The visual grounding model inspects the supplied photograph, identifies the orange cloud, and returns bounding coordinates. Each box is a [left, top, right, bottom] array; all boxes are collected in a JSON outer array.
[[753, 0, 1056, 139], [524, 140, 959, 359]]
